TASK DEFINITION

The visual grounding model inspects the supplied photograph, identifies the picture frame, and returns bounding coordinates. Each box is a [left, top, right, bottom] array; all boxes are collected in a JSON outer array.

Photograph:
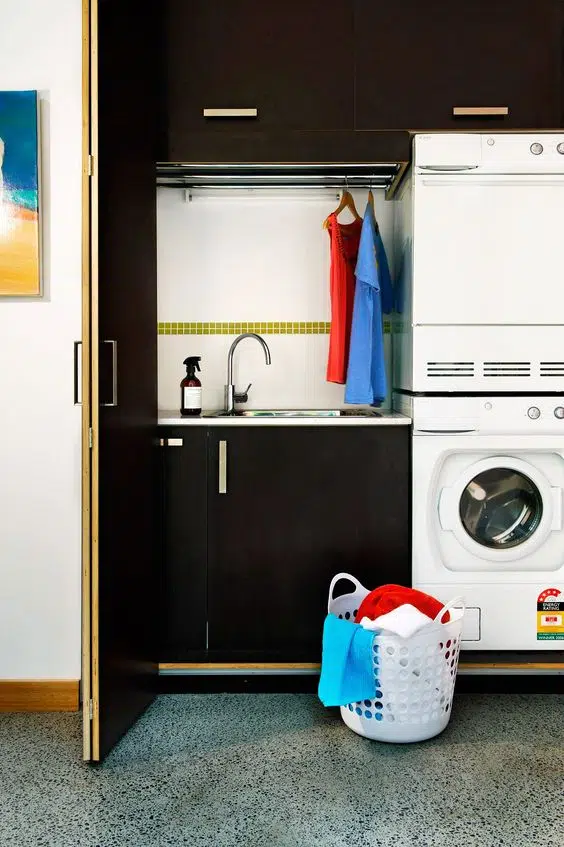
[[0, 90, 41, 297]]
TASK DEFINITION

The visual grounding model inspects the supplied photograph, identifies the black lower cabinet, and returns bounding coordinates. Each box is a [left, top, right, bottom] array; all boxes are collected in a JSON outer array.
[[207, 426, 410, 661], [160, 428, 208, 659]]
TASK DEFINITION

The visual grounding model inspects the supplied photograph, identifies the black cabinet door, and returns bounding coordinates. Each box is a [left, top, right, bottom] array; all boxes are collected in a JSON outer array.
[[355, 0, 563, 130], [207, 427, 410, 660], [89, 0, 159, 761], [165, 0, 354, 149], [160, 428, 208, 659]]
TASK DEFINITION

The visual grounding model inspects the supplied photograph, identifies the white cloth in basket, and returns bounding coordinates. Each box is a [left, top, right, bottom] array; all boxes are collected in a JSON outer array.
[[359, 603, 433, 639]]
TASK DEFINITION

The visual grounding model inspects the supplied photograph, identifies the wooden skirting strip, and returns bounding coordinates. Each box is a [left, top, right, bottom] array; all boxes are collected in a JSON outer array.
[[0, 680, 80, 712], [159, 663, 320, 671], [459, 662, 564, 671], [159, 661, 564, 672]]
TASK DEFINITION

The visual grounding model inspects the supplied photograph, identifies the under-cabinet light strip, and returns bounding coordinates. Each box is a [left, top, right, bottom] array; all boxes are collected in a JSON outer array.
[[158, 321, 392, 335]]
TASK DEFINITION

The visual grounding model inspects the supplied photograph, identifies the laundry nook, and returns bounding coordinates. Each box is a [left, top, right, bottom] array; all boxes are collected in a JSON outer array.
[[0, 3, 562, 846]]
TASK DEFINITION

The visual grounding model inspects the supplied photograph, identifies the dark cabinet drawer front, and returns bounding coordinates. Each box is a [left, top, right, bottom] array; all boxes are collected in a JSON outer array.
[[166, 0, 354, 142], [355, 0, 563, 130]]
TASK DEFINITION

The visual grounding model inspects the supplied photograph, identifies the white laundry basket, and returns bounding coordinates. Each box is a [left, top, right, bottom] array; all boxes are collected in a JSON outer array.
[[327, 573, 465, 743]]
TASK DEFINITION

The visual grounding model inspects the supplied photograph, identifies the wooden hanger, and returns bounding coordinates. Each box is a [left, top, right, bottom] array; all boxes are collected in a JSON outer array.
[[323, 188, 361, 229], [367, 183, 380, 233]]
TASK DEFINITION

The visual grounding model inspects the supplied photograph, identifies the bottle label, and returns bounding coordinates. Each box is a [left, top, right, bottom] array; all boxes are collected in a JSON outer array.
[[183, 387, 201, 410]]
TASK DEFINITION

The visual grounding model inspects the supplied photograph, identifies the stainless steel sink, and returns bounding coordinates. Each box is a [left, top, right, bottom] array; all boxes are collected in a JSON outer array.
[[205, 409, 382, 418]]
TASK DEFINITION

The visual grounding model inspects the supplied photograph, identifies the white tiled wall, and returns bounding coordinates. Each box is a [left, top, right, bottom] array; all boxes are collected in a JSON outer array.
[[157, 187, 395, 412]]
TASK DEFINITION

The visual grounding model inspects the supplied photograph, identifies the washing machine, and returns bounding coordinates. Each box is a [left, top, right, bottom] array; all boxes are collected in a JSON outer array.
[[395, 393, 564, 650]]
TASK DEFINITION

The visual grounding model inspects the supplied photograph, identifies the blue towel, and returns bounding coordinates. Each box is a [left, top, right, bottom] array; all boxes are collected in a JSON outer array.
[[344, 203, 391, 406], [318, 614, 376, 707]]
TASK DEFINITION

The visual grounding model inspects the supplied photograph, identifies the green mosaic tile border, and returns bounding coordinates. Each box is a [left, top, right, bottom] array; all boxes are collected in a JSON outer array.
[[158, 321, 391, 335]]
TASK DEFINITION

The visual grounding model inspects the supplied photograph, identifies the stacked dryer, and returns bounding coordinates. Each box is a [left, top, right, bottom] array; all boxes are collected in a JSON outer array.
[[393, 133, 564, 651]]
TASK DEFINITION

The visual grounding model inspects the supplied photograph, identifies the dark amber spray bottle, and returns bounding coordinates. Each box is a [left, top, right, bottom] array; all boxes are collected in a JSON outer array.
[[180, 356, 202, 416]]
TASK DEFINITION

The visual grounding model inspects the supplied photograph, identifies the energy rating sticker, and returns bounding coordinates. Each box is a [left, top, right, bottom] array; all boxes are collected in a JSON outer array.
[[537, 588, 564, 640]]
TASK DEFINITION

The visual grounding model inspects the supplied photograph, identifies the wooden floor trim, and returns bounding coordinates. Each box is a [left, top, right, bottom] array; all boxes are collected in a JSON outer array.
[[159, 661, 564, 672], [458, 662, 564, 671], [0, 680, 80, 712], [159, 663, 320, 671]]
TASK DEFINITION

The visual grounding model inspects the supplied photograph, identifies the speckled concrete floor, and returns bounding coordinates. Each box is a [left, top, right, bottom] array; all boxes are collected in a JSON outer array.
[[0, 694, 562, 847]]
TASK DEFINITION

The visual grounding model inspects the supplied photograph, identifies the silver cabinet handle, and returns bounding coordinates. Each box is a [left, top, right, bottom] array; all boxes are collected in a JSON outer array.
[[203, 108, 258, 118], [159, 438, 183, 447], [218, 440, 227, 494], [418, 165, 479, 172], [101, 340, 118, 407], [73, 341, 82, 406], [453, 106, 509, 117]]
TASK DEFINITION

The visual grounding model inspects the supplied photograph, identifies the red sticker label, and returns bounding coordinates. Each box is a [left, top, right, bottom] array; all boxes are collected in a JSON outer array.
[[537, 588, 561, 603]]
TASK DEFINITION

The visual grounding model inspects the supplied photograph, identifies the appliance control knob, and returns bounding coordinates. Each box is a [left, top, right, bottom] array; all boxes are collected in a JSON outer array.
[[554, 406, 564, 419], [530, 142, 544, 155], [527, 406, 541, 419], [557, 143, 564, 155]]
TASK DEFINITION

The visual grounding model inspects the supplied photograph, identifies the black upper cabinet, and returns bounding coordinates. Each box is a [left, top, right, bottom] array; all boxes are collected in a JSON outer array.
[[166, 0, 354, 138], [163, 0, 563, 164], [355, 0, 564, 130], [207, 427, 410, 660]]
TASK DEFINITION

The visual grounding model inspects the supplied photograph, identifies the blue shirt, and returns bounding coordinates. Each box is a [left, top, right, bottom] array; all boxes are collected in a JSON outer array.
[[344, 203, 391, 406]]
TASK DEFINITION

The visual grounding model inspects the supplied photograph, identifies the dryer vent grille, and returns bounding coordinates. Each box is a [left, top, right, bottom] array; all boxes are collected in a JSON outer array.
[[540, 362, 564, 377], [426, 362, 475, 378], [483, 361, 531, 378]]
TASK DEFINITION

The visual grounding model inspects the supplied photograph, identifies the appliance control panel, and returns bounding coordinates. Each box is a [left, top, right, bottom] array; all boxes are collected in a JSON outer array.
[[414, 133, 564, 173], [397, 393, 564, 434]]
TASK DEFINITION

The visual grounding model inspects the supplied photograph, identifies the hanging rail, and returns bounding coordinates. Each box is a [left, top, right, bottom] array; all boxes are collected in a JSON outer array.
[[156, 162, 403, 193]]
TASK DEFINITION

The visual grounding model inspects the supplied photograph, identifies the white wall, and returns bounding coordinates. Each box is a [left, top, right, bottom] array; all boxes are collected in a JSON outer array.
[[158, 188, 395, 412], [0, 1, 82, 678]]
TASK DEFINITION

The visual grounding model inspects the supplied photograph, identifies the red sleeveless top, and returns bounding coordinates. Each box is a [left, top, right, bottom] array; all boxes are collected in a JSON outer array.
[[326, 214, 362, 384]]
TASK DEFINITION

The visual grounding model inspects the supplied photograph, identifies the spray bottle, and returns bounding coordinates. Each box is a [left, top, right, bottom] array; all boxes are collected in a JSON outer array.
[[181, 356, 202, 416]]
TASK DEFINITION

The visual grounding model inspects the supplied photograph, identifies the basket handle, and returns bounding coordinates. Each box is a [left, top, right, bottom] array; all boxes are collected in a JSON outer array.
[[327, 573, 368, 613], [433, 596, 466, 624]]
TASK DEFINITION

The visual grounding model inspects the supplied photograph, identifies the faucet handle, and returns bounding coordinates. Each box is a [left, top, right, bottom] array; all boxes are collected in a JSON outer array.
[[234, 383, 252, 404]]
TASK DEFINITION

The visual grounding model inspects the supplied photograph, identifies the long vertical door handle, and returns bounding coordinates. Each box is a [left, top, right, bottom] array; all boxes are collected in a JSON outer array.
[[74, 341, 82, 405], [101, 340, 118, 407], [218, 440, 227, 494]]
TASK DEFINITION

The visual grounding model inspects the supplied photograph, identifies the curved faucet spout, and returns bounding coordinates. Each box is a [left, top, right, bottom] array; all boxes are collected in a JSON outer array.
[[225, 333, 272, 414]]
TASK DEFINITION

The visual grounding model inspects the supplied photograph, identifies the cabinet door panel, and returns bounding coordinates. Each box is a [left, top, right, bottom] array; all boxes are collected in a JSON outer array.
[[355, 0, 563, 130], [207, 427, 410, 658], [89, 0, 159, 762], [160, 428, 208, 658], [166, 0, 354, 142]]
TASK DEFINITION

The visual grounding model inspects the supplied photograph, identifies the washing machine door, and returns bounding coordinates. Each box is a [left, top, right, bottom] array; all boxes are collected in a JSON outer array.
[[439, 456, 563, 565]]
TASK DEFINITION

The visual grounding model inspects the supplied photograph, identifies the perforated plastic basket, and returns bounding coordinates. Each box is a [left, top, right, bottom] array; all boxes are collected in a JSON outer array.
[[327, 573, 464, 743]]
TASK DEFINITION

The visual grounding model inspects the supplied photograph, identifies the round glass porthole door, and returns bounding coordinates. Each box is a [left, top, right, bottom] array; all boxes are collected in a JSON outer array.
[[459, 467, 543, 549]]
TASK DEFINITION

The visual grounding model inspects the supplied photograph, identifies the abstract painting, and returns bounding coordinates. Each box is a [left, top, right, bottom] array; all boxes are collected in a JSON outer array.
[[0, 91, 40, 296]]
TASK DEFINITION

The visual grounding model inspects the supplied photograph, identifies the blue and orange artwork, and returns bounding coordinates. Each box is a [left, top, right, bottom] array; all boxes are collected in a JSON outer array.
[[0, 90, 40, 296]]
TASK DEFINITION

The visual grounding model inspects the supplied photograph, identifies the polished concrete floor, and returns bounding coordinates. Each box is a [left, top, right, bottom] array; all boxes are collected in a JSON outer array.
[[0, 693, 562, 847]]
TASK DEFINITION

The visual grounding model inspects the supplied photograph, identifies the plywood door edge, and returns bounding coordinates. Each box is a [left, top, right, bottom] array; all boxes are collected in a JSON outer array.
[[0, 680, 80, 712], [386, 160, 410, 200], [458, 662, 564, 670], [159, 661, 564, 672], [81, 0, 92, 764], [89, 0, 101, 763], [159, 663, 321, 671]]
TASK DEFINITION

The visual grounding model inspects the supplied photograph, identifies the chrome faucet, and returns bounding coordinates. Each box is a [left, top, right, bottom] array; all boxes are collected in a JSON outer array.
[[225, 333, 272, 414]]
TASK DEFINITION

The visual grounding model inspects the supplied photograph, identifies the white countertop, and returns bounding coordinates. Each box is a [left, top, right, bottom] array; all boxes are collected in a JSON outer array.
[[158, 410, 412, 426]]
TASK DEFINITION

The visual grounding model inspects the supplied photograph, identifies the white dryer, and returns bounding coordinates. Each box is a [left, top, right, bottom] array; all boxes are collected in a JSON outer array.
[[395, 393, 564, 650], [393, 133, 564, 393]]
